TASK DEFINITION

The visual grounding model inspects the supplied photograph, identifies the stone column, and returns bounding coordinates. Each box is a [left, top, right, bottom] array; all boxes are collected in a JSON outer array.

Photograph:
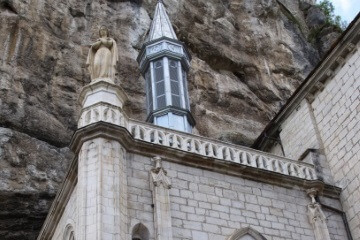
[[150, 157, 173, 240], [307, 188, 331, 240], [76, 78, 128, 240]]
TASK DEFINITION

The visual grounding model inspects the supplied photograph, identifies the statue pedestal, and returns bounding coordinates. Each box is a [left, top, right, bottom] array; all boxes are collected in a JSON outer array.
[[77, 78, 128, 128], [76, 78, 129, 240]]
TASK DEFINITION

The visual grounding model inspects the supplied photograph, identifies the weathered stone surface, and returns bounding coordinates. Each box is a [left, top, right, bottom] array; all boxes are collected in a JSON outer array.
[[0, 0, 341, 238], [0, 127, 72, 239], [305, 6, 326, 29]]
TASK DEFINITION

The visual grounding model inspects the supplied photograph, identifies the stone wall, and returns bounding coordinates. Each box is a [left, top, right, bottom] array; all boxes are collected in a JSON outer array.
[[311, 43, 360, 238], [44, 150, 348, 240], [52, 186, 77, 240], [126, 154, 348, 240], [276, 100, 321, 160], [269, 41, 360, 239], [127, 154, 155, 240]]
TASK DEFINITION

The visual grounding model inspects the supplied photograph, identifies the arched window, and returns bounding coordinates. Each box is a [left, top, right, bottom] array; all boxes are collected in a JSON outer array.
[[132, 223, 150, 240], [63, 224, 75, 240], [227, 227, 267, 240]]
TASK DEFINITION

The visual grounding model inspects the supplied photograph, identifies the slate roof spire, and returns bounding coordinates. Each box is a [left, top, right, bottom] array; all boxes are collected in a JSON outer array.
[[147, 0, 178, 41]]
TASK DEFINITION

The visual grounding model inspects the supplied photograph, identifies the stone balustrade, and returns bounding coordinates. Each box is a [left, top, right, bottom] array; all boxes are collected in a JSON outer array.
[[127, 120, 317, 181]]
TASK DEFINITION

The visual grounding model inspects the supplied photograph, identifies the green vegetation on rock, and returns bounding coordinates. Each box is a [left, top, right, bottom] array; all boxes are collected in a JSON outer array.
[[317, 0, 347, 30]]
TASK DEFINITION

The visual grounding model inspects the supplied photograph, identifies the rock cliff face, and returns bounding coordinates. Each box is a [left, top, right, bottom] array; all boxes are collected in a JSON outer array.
[[0, 0, 340, 238]]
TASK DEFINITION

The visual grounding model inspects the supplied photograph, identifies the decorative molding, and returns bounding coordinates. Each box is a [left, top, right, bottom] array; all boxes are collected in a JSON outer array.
[[78, 102, 125, 128], [138, 38, 191, 74], [128, 120, 317, 181], [325, 70, 334, 78], [335, 56, 345, 66], [69, 122, 345, 200], [226, 227, 267, 240], [347, 43, 355, 52]]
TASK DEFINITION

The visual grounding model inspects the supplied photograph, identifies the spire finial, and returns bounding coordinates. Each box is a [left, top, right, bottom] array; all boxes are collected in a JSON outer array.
[[146, 0, 177, 41]]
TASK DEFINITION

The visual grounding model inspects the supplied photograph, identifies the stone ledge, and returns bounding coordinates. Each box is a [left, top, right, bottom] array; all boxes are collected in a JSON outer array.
[[69, 122, 341, 197]]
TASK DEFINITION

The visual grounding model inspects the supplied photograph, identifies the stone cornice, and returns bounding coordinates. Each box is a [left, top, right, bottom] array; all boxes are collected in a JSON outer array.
[[70, 122, 340, 197], [137, 37, 192, 63], [137, 38, 191, 74]]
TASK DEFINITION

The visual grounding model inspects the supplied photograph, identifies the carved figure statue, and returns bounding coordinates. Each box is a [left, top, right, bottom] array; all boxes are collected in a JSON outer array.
[[86, 26, 118, 81], [308, 203, 331, 240], [306, 188, 331, 240]]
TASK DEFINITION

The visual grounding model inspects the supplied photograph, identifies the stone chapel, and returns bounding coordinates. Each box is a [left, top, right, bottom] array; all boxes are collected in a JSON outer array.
[[36, 1, 360, 240]]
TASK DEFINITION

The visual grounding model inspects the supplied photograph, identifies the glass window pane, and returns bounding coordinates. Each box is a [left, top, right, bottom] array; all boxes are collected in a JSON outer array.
[[145, 69, 153, 112], [157, 95, 166, 109], [156, 81, 165, 96], [154, 59, 164, 83], [169, 60, 179, 81], [172, 95, 181, 108], [171, 80, 180, 95]]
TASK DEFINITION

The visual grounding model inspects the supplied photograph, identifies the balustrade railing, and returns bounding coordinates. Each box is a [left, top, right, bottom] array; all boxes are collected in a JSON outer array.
[[78, 98, 316, 181], [127, 120, 317, 181]]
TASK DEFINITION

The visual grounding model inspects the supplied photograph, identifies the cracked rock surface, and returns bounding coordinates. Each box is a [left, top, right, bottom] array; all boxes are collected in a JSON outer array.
[[0, 0, 340, 238]]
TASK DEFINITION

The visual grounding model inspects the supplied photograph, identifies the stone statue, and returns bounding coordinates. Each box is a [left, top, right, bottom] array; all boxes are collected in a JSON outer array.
[[306, 188, 331, 240], [86, 26, 118, 81], [307, 203, 331, 240]]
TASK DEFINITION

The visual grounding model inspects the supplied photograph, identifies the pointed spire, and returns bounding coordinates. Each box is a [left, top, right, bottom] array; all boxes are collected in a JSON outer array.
[[147, 0, 178, 41]]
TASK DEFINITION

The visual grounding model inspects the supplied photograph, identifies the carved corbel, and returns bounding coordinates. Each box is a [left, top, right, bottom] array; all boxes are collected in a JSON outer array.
[[347, 43, 355, 52], [336, 56, 345, 66], [325, 70, 334, 77]]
